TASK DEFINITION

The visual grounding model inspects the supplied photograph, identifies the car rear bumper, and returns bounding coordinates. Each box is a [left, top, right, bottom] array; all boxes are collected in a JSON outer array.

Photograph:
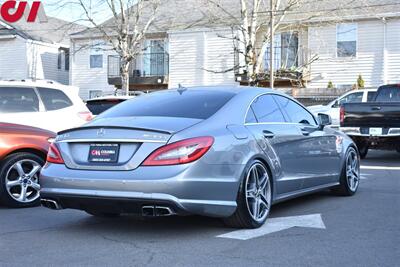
[[40, 163, 242, 217], [340, 127, 400, 137]]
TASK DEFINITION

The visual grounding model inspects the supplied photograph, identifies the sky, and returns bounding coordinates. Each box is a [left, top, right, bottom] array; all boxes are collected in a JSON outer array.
[[43, 0, 113, 26]]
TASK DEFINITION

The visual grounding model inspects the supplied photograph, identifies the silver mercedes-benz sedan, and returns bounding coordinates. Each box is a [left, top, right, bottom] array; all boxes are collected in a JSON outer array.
[[40, 86, 360, 228]]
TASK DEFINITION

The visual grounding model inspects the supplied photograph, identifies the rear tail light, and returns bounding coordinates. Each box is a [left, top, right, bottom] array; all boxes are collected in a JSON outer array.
[[142, 136, 214, 166], [340, 106, 345, 125], [78, 111, 93, 121], [46, 143, 64, 164]]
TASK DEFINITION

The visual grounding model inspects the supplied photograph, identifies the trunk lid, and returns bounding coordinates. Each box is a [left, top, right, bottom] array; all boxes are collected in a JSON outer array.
[[55, 116, 202, 170]]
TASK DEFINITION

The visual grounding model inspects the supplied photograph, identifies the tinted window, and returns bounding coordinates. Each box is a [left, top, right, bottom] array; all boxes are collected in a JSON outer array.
[[250, 95, 286, 123], [0, 87, 39, 113], [274, 95, 317, 126], [367, 91, 377, 102], [38, 88, 73, 111], [98, 90, 235, 120], [338, 92, 363, 105], [87, 99, 125, 115], [375, 86, 400, 102], [245, 107, 257, 123]]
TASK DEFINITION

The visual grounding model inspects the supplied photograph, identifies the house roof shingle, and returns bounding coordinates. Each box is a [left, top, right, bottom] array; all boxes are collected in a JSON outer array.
[[0, 17, 87, 45], [71, 0, 400, 39]]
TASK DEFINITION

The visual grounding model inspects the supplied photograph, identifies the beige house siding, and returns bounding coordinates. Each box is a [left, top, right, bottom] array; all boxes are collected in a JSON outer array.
[[168, 29, 237, 88], [308, 18, 400, 88], [0, 37, 28, 80], [70, 39, 116, 100], [386, 18, 400, 84]]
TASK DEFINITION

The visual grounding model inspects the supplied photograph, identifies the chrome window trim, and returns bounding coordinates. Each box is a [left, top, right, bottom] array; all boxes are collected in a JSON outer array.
[[57, 139, 166, 144], [244, 122, 299, 126], [243, 92, 318, 126], [243, 92, 288, 125]]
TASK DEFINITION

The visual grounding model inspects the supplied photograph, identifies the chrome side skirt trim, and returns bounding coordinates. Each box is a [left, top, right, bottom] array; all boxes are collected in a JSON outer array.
[[273, 182, 340, 204]]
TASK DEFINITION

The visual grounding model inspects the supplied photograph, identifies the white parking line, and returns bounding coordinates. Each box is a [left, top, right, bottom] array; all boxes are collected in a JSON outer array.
[[217, 214, 325, 240], [361, 166, 400, 171]]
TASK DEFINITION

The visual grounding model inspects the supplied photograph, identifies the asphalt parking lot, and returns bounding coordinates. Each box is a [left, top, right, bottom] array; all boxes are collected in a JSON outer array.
[[0, 150, 399, 267]]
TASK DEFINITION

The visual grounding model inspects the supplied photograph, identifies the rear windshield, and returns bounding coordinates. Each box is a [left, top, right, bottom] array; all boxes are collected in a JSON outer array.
[[87, 100, 126, 115], [375, 86, 400, 102], [98, 90, 235, 120]]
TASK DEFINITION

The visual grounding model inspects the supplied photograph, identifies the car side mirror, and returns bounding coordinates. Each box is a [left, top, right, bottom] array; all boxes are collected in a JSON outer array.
[[318, 113, 332, 129]]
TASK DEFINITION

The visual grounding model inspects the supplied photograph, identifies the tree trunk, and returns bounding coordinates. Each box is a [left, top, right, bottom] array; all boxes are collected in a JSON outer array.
[[120, 59, 130, 96], [246, 47, 258, 86]]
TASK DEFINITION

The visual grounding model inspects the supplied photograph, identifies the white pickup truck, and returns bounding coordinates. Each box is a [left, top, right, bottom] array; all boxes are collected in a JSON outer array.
[[308, 88, 378, 128]]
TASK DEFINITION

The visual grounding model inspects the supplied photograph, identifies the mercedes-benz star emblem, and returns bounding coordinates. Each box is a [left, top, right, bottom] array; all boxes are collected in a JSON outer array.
[[97, 128, 106, 136]]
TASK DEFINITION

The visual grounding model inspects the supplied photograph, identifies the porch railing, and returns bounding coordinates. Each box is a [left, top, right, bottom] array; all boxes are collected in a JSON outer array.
[[108, 53, 169, 79]]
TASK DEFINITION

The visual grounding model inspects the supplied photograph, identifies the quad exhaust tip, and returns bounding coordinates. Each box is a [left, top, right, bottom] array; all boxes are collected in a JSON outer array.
[[142, 205, 175, 217], [41, 199, 63, 210]]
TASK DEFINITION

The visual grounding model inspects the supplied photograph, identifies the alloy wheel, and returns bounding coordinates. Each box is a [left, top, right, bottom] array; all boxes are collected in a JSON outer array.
[[346, 150, 360, 192], [5, 159, 41, 203], [245, 163, 271, 223]]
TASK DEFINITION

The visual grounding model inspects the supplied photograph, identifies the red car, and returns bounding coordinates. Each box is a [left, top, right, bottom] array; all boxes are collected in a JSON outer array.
[[0, 123, 55, 207]]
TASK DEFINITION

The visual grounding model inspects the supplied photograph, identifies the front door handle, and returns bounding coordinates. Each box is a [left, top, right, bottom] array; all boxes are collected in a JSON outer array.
[[371, 106, 381, 111], [300, 127, 312, 136], [263, 130, 275, 139]]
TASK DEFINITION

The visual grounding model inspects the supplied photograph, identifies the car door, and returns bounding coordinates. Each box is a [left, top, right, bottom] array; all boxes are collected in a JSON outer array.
[[330, 91, 364, 126], [0, 86, 42, 128], [245, 94, 304, 195], [273, 95, 342, 189]]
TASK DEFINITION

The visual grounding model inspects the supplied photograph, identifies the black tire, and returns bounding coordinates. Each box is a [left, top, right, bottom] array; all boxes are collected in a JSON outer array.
[[396, 148, 400, 154], [358, 145, 368, 159], [332, 147, 360, 196], [0, 153, 44, 208], [85, 210, 120, 218], [223, 160, 272, 229]]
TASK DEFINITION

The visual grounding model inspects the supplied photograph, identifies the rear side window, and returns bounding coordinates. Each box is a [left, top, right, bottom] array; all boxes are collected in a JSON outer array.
[[38, 87, 73, 111], [375, 86, 400, 102], [338, 92, 363, 105], [87, 99, 125, 115], [250, 95, 286, 123], [367, 91, 377, 102], [245, 107, 258, 123], [98, 90, 235, 120], [274, 95, 317, 126], [0, 87, 39, 113]]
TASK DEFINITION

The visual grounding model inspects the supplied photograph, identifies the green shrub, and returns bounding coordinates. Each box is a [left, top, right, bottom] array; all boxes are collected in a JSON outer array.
[[327, 81, 334, 89], [357, 74, 365, 89]]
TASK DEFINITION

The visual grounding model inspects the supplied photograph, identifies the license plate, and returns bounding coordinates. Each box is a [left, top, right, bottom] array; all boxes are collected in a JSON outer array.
[[88, 144, 120, 163], [369, 128, 382, 136]]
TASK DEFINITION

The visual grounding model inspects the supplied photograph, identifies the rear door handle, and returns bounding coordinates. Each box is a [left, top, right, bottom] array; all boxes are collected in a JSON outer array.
[[371, 106, 381, 111], [300, 127, 311, 136], [263, 130, 275, 139], [301, 130, 310, 136]]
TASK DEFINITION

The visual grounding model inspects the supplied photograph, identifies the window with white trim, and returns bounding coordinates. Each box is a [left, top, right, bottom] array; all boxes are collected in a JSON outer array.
[[89, 90, 103, 99], [264, 32, 299, 70], [57, 48, 69, 71], [337, 23, 357, 57], [89, 42, 105, 68]]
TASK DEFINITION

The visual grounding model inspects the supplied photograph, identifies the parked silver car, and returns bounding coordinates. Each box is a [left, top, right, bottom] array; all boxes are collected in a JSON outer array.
[[40, 86, 360, 228]]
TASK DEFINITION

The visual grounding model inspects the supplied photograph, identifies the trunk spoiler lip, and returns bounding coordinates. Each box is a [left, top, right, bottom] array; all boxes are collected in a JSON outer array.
[[57, 125, 173, 136]]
